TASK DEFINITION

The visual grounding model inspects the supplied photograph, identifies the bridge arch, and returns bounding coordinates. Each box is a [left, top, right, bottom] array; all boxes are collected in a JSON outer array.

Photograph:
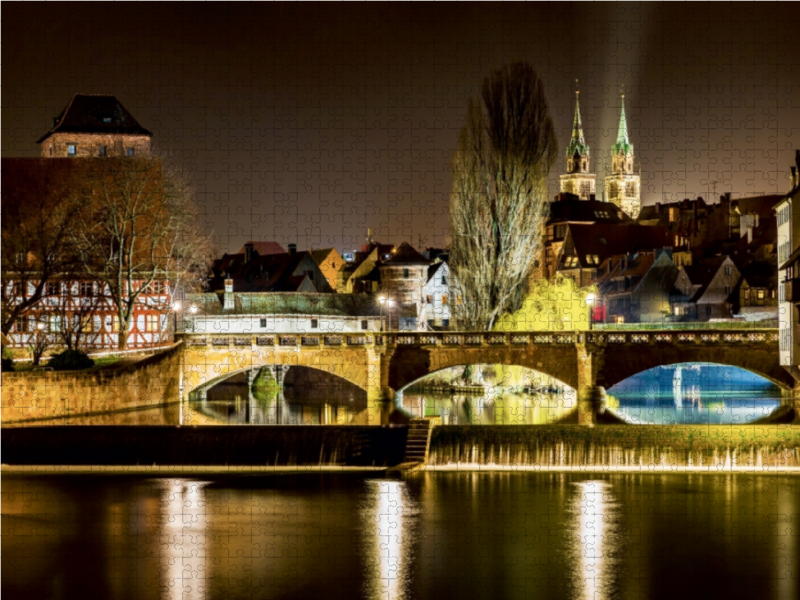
[[598, 345, 794, 391], [387, 344, 579, 393]]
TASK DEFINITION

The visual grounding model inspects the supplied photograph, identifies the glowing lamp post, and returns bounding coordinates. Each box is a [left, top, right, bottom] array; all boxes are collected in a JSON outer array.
[[585, 293, 596, 331]]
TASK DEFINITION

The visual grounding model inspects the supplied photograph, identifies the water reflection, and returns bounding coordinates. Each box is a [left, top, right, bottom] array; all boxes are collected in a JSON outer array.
[[161, 479, 207, 600], [361, 481, 416, 600], [568, 481, 620, 600]]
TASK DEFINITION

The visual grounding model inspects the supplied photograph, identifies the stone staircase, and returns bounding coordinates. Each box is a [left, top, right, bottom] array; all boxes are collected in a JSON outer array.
[[387, 417, 439, 477]]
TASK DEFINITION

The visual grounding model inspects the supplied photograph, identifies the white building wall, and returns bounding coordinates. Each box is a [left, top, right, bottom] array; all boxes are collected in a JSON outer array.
[[777, 191, 800, 366], [422, 263, 454, 326], [185, 314, 384, 334]]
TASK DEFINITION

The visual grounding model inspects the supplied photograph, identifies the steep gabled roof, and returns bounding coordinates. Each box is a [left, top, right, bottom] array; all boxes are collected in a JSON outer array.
[[37, 94, 153, 143], [211, 251, 323, 293], [382, 242, 429, 265]]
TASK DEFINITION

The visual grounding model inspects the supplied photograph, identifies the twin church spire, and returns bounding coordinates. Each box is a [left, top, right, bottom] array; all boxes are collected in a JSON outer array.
[[558, 87, 641, 219]]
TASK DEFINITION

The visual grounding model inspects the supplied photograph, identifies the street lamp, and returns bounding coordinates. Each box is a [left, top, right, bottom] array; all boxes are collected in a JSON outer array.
[[585, 293, 596, 331], [171, 301, 182, 335]]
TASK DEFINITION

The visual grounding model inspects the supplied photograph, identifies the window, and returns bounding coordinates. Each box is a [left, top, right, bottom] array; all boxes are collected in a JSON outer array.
[[112, 316, 120, 332], [47, 282, 59, 296], [103, 117, 112, 123], [724, 266, 732, 276], [757, 289, 766, 300], [426, 295, 433, 304], [84, 317, 93, 333], [146, 314, 159, 332], [361, 320, 368, 330], [49, 315, 61, 333], [79, 282, 93, 297], [609, 182, 619, 199], [403, 268, 409, 278], [260, 318, 267, 328], [725, 285, 731, 295], [565, 256, 579, 268], [441, 275, 447, 286], [625, 182, 635, 197], [67, 144, 77, 156], [15, 317, 29, 332], [149, 280, 164, 294], [310, 318, 318, 329], [580, 183, 591, 198], [98, 146, 107, 156], [126, 147, 135, 156], [442, 294, 448, 305], [457, 295, 463, 305]]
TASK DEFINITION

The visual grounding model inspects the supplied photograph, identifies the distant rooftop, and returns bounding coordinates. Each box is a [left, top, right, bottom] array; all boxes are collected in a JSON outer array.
[[37, 94, 153, 143]]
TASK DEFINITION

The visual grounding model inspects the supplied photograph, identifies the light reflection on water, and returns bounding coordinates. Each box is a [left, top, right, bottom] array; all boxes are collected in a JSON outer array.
[[3, 472, 798, 600]]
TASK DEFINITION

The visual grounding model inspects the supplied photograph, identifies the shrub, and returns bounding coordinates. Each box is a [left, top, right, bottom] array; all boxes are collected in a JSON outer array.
[[48, 349, 95, 371], [1, 356, 14, 372]]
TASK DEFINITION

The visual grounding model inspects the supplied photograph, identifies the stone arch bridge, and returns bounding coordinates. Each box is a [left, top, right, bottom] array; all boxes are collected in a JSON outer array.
[[177, 329, 792, 410]]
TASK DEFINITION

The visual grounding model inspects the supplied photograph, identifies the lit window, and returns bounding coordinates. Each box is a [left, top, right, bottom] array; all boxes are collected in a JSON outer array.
[[67, 144, 77, 156], [457, 295, 463, 305], [626, 182, 635, 197], [126, 147, 135, 156], [49, 315, 61, 332], [146, 314, 159, 332], [757, 290, 766, 300], [442, 294, 448, 305], [112, 316, 120, 332]]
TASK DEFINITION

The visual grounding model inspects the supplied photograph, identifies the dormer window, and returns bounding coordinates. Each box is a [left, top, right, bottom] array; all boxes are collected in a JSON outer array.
[[67, 143, 77, 156]]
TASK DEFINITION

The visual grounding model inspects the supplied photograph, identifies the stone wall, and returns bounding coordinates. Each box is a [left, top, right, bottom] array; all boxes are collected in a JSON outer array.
[[41, 132, 151, 158], [1, 344, 181, 427]]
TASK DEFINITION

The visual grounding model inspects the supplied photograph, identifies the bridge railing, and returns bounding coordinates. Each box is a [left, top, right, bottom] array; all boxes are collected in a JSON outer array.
[[177, 329, 778, 349]]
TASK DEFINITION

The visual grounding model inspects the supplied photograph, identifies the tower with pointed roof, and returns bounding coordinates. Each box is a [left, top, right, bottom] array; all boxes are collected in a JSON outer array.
[[559, 90, 596, 200], [604, 94, 641, 219]]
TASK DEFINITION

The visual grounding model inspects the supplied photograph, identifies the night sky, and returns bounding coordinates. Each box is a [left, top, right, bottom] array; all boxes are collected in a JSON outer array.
[[4, 2, 800, 254]]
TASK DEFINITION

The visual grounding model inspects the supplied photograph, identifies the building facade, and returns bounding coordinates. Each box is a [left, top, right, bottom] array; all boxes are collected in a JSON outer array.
[[604, 95, 641, 219], [776, 157, 800, 368]]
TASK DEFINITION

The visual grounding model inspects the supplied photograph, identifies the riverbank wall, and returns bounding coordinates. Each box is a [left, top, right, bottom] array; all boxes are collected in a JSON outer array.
[[1, 345, 182, 426]]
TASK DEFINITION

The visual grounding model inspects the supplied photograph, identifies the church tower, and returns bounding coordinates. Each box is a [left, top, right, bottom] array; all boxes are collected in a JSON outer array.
[[559, 90, 596, 200], [604, 94, 641, 218]]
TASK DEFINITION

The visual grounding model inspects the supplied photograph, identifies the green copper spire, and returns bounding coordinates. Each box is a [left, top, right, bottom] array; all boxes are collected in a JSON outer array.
[[566, 91, 590, 158], [612, 94, 634, 156]]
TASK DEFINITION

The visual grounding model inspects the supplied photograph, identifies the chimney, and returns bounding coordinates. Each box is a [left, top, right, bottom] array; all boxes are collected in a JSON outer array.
[[223, 278, 234, 311], [244, 242, 254, 263], [288, 243, 297, 254], [589, 193, 596, 202]]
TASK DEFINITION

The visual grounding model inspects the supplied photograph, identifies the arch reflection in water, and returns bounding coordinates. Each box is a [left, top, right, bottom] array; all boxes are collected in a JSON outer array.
[[161, 479, 207, 600], [568, 480, 621, 600], [361, 480, 417, 600]]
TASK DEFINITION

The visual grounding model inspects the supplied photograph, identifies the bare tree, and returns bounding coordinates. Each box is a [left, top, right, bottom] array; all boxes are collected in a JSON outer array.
[[1, 161, 81, 335], [72, 156, 213, 349], [54, 281, 106, 351], [449, 62, 558, 330]]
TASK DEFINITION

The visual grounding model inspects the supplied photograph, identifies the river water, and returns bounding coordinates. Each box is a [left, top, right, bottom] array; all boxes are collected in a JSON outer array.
[[3, 471, 798, 600]]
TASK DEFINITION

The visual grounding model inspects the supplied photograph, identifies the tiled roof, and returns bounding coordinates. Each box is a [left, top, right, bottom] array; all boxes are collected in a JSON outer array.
[[211, 251, 321, 293], [189, 292, 382, 316], [548, 198, 632, 224], [37, 94, 153, 143], [563, 224, 672, 269]]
